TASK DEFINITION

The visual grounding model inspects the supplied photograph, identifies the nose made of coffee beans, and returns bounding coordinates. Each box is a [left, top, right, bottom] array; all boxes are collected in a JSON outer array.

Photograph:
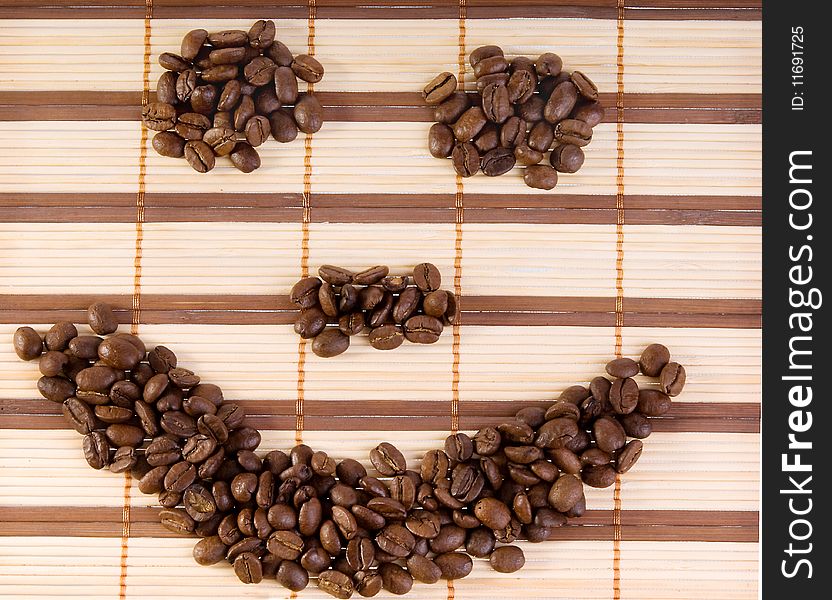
[[291, 263, 457, 358], [14, 303, 685, 597], [143, 20, 325, 173], [424, 45, 603, 189]]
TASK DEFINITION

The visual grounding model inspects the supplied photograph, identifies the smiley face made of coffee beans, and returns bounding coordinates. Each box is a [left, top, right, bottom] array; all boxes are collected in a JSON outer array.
[[13, 297, 685, 596]]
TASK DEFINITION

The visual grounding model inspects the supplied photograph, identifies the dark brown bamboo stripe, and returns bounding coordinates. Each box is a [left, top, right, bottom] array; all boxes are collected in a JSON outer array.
[[0, 506, 759, 542], [0, 294, 761, 328], [0, 399, 761, 433], [0, 0, 761, 20], [0, 92, 762, 125], [0, 193, 762, 226]]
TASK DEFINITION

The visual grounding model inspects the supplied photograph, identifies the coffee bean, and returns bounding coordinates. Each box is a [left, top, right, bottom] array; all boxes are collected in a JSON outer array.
[[289, 53, 323, 83], [514, 143, 544, 166], [191, 84, 218, 114], [497, 420, 534, 443], [274, 66, 299, 104], [352, 265, 389, 286], [473, 427, 501, 456], [338, 311, 365, 337], [528, 121, 554, 152], [266, 530, 304, 560], [38, 350, 67, 377], [482, 83, 511, 123], [413, 262, 441, 292], [536, 53, 563, 77], [660, 362, 686, 396], [295, 307, 327, 339], [158, 52, 190, 72], [593, 416, 627, 453], [318, 569, 354, 599], [44, 322, 76, 352], [490, 545, 525, 573], [434, 92, 471, 124], [428, 122, 455, 158], [550, 144, 585, 173], [544, 81, 578, 123], [184, 140, 216, 172], [473, 497, 511, 530], [582, 464, 617, 488], [169, 367, 199, 389], [620, 412, 652, 439], [474, 54, 509, 78], [499, 116, 525, 148], [94, 404, 133, 424], [82, 431, 110, 470], [183, 484, 217, 522], [38, 376, 75, 403], [474, 122, 500, 153], [243, 115, 269, 147], [210, 46, 246, 65], [246, 19, 275, 49], [207, 29, 247, 48], [142, 102, 177, 131], [570, 70, 598, 100], [97, 337, 141, 371], [403, 315, 443, 344], [555, 118, 593, 147], [175, 69, 197, 102], [312, 329, 350, 358], [507, 69, 536, 104], [152, 131, 187, 158], [481, 146, 516, 176], [293, 94, 324, 134], [62, 397, 96, 434], [571, 100, 605, 127], [290, 277, 322, 308], [201, 126, 235, 156], [453, 106, 487, 142], [517, 94, 545, 122], [180, 29, 208, 61], [368, 324, 404, 350], [639, 343, 670, 377], [637, 388, 672, 416], [524, 164, 559, 190], [548, 474, 583, 512], [476, 72, 510, 92], [609, 377, 639, 414], [434, 552, 473, 580], [370, 442, 406, 476], [233, 94, 255, 131]]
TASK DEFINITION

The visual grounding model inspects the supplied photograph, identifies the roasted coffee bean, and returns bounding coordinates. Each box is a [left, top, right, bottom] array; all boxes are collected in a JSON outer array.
[[505, 445, 544, 464], [390, 287, 419, 323], [534, 417, 577, 449], [482, 83, 511, 123], [369, 442, 406, 476], [570, 70, 598, 100], [473, 497, 511, 530], [376, 523, 415, 558], [142, 102, 177, 131], [87, 301, 118, 335], [233, 552, 263, 584], [472, 427, 501, 456], [453, 106, 487, 142], [555, 118, 592, 146], [421, 290, 447, 318], [548, 473, 583, 512], [517, 94, 545, 122], [152, 131, 186, 158], [368, 324, 404, 350], [428, 122, 455, 158], [423, 72, 457, 105], [233, 94, 255, 131], [444, 433, 473, 462], [336, 458, 366, 487], [193, 535, 227, 566], [169, 368, 199, 389], [536, 52, 563, 77], [175, 112, 211, 141], [413, 262, 441, 292], [247, 19, 275, 49], [191, 85, 218, 114], [81, 431, 109, 470], [337, 311, 365, 337], [318, 569, 354, 599], [201, 126, 235, 156], [474, 122, 499, 153], [582, 464, 617, 488], [474, 54, 509, 78], [38, 376, 75, 403], [508, 68, 536, 104], [274, 66, 299, 104], [175, 69, 197, 102], [290, 277, 322, 308], [490, 545, 525, 573], [332, 505, 359, 540], [569, 101, 604, 132], [108, 446, 136, 474], [498, 420, 534, 443], [524, 164, 559, 190], [207, 29, 248, 48], [106, 423, 144, 448], [312, 329, 350, 358], [550, 143, 585, 173], [500, 116, 526, 148], [97, 337, 141, 370], [620, 412, 652, 439], [159, 52, 190, 72], [434, 92, 471, 124], [292, 54, 325, 83], [94, 404, 133, 424], [640, 343, 670, 377], [161, 410, 197, 438], [514, 143, 544, 166], [44, 322, 76, 352], [180, 29, 207, 61], [318, 265, 354, 286], [230, 142, 261, 173], [266, 530, 304, 560], [183, 484, 217, 522], [660, 362, 686, 396], [481, 146, 516, 176], [528, 121, 554, 152], [637, 388, 672, 416], [226, 426, 261, 452], [244, 114, 270, 147], [544, 81, 578, 123], [39, 351, 68, 377], [62, 397, 96, 434], [352, 265, 389, 286], [476, 72, 510, 92], [294, 94, 324, 135], [610, 377, 639, 414], [580, 447, 612, 468], [217, 79, 242, 111], [616, 439, 643, 474], [434, 552, 473, 580], [368, 291, 393, 327], [593, 416, 627, 453], [403, 315, 443, 344], [184, 140, 216, 173], [210, 46, 246, 65], [470, 45, 504, 68]]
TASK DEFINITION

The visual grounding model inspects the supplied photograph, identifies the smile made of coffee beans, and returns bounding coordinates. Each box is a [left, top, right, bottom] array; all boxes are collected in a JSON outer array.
[[292, 263, 456, 358], [142, 20, 324, 173], [423, 45, 603, 190], [14, 303, 686, 597]]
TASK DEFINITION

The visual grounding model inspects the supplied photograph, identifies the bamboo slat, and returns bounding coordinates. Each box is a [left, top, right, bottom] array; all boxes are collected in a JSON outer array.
[[0, 430, 759, 512], [0, 19, 760, 94], [0, 121, 761, 195], [0, 324, 759, 403]]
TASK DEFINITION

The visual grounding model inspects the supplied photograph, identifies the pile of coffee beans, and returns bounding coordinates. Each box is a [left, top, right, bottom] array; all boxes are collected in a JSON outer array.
[[291, 263, 457, 358], [142, 20, 325, 173], [423, 45, 603, 190], [14, 305, 686, 597]]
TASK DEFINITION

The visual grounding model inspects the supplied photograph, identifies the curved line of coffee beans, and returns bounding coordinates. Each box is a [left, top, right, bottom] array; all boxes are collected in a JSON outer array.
[[423, 45, 603, 189], [13, 301, 686, 597], [142, 20, 324, 173], [291, 263, 457, 358]]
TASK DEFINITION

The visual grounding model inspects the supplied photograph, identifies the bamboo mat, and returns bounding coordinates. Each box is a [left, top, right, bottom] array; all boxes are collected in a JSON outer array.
[[0, 2, 761, 599]]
